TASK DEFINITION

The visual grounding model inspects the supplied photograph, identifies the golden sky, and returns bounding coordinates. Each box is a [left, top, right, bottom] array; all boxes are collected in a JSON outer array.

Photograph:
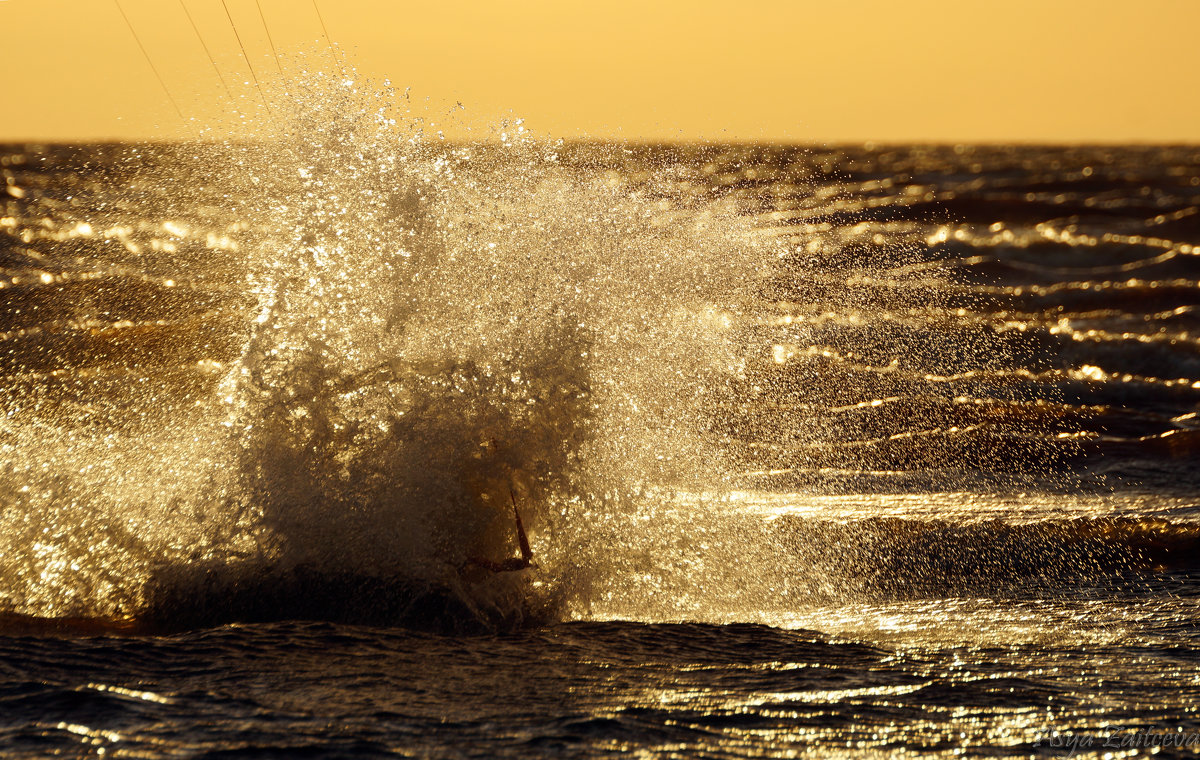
[[3, 0, 1198, 143]]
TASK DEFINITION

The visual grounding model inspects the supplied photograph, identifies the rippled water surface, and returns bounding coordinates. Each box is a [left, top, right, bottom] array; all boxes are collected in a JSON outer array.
[[1, 141, 1199, 757]]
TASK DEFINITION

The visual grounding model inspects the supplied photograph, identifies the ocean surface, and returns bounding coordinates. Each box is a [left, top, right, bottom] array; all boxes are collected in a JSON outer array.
[[1, 135, 1199, 757]]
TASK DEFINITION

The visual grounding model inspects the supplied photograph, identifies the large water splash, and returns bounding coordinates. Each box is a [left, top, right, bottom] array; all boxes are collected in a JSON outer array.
[[0, 69, 774, 629]]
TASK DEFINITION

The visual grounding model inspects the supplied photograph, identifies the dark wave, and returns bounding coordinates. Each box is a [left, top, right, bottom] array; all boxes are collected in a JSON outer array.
[[768, 515, 1200, 598], [0, 567, 550, 636]]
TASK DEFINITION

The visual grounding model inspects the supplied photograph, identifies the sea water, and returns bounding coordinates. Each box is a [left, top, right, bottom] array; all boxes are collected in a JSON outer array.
[[1, 81, 1198, 756]]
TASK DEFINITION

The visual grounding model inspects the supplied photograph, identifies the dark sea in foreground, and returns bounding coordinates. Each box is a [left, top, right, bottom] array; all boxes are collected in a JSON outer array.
[[1, 140, 1199, 758]]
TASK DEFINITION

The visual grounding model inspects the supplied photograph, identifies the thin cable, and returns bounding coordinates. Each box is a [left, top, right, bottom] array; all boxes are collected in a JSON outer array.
[[220, 0, 273, 116], [112, 0, 186, 122], [178, 0, 232, 99], [255, 0, 284, 76], [311, 0, 340, 67]]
